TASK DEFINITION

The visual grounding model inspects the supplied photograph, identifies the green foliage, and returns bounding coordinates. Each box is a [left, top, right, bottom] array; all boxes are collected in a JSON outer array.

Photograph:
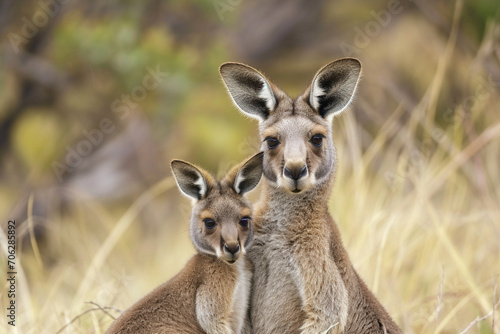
[[463, 0, 500, 41], [11, 109, 64, 177], [52, 13, 196, 89]]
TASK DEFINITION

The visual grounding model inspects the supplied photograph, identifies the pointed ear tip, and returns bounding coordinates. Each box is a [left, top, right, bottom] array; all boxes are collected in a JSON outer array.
[[343, 58, 362, 71], [336, 57, 361, 64], [219, 62, 230, 73], [324, 58, 361, 71], [247, 152, 264, 165], [238, 152, 264, 176], [170, 159, 187, 168], [254, 151, 264, 158], [256, 152, 264, 162], [344, 57, 361, 63], [219, 62, 247, 73]]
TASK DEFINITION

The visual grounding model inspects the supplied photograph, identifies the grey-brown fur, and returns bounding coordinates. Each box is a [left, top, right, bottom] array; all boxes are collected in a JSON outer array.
[[105, 153, 263, 334], [220, 59, 402, 334]]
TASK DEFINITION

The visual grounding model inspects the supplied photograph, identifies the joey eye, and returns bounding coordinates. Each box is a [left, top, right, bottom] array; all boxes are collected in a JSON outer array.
[[203, 218, 216, 229], [310, 134, 325, 147], [265, 137, 280, 149], [239, 217, 251, 227]]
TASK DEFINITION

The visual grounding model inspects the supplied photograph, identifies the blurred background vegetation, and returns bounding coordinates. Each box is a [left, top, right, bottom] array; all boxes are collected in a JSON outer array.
[[1, 0, 499, 333]]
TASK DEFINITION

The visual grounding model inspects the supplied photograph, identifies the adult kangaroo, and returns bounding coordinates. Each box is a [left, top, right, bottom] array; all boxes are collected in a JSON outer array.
[[220, 58, 401, 334]]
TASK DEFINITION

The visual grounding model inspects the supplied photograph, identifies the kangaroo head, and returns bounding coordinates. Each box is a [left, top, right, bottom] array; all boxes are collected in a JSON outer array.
[[171, 153, 263, 264], [220, 59, 361, 194]]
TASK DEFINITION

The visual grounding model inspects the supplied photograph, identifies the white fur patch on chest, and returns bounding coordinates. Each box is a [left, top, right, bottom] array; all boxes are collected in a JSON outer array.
[[230, 260, 252, 332]]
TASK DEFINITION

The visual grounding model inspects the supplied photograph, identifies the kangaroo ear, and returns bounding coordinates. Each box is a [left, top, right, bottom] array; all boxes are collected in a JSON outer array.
[[171, 160, 212, 201], [219, 62, 276, 122], [232, 152, 264, 195], [308, 58, 361, 120]]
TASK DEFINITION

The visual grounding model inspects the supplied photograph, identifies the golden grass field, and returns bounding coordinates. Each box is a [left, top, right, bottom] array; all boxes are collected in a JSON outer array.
[[1, 1, 500, 333], [4, 80, 500, 333]]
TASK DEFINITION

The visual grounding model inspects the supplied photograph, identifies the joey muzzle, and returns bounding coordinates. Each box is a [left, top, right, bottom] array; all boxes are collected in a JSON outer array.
[[221, 239, 241, 263]]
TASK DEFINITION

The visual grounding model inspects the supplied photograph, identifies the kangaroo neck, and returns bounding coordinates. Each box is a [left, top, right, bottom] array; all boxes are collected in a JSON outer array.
[[259, 174, 334, 221]]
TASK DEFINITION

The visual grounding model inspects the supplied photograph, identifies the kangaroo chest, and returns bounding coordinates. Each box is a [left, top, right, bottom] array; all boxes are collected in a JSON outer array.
[[229, 259, 252, 333], [249, 222, 306, 334]]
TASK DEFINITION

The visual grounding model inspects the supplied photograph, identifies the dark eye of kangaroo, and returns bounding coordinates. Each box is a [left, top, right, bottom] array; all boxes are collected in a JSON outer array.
[[265, 137, 280, 149], [203, 218, 216, 229], [239, 217, 251, 227], [310, 134, 325, 147]]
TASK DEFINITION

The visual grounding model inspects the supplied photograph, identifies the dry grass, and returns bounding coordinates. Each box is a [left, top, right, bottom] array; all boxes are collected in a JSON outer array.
[[3, 85, 499, 333], [2, 8, 500, 334]]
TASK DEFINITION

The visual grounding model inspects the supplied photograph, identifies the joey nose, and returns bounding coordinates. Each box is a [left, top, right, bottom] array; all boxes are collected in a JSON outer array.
[[284, 165, 307, 180], [224, 243, 240, 255]]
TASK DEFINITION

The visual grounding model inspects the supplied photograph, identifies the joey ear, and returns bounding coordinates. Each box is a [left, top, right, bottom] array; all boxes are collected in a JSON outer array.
[[232, 152, 264, 195], [308, 58, 361, 120], [171, 160, 211, 201], [219, 62, 276, 122]]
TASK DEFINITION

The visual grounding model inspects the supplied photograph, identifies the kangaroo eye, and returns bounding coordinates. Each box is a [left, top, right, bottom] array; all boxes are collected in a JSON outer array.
[[239, 217, 251, 227], [203, 218, 216, 229], [265, 137, 280, 149], [310, 134, 325, 147]]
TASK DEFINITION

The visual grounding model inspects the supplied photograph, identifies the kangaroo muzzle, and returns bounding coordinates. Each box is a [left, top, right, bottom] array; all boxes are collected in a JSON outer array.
[[284, 163, 308, 181]]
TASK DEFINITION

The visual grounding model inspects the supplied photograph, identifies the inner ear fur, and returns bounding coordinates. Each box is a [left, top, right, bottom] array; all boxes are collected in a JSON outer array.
[[224, 152, 264, 195], [219, 62, 277, 122], [306, 58, 362, 120], [171, 160, 215, 201]]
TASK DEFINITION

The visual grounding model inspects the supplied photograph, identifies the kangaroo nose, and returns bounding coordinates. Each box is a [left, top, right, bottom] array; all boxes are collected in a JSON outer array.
[[284, 165, 307, 180], [224, 242, 240, 255]]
